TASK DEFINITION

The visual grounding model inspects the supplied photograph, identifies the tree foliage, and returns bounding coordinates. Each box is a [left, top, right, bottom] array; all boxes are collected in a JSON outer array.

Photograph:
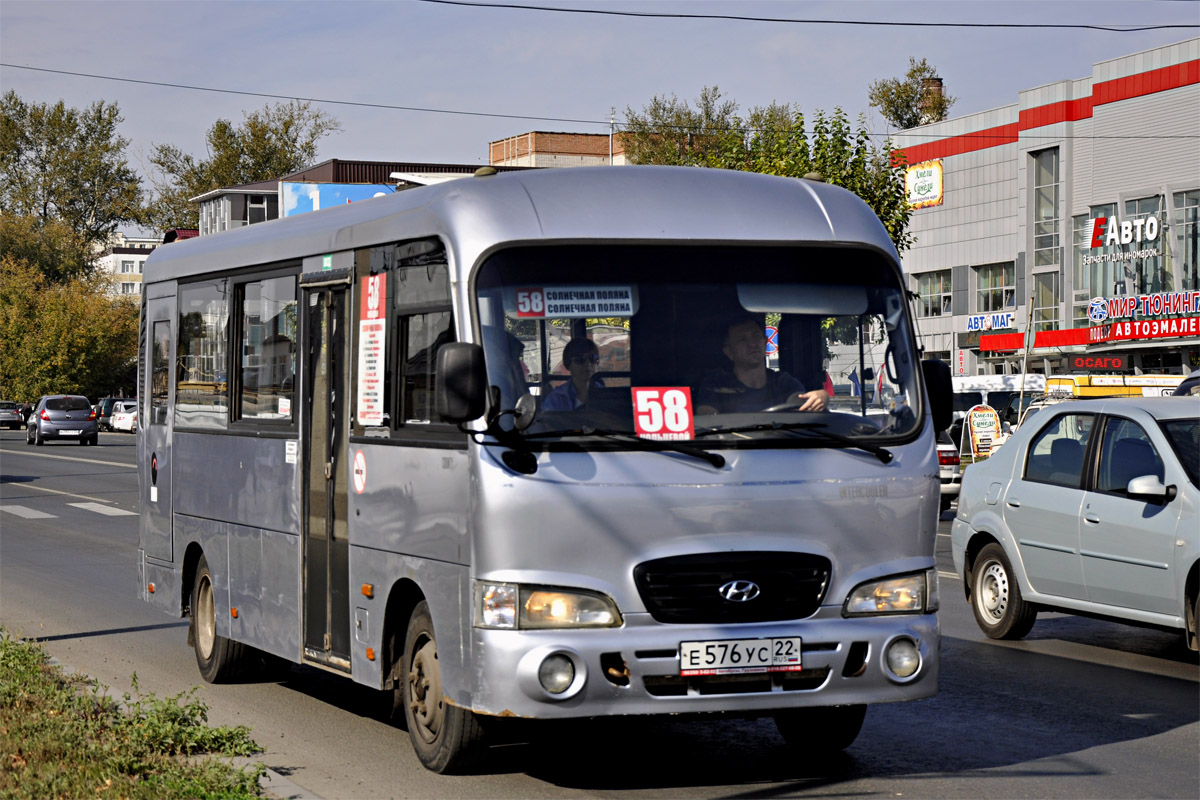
[[0, 255, 139, 401], [867, 57, 956, 130], [144, 101, 342, 231], [623, 87, 912, 254], [0, 214, 92, 283], [0, 91, 144, 271]]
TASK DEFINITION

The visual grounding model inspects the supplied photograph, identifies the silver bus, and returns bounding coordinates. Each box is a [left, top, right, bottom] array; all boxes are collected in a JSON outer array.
[[136, 166, 951, 773]]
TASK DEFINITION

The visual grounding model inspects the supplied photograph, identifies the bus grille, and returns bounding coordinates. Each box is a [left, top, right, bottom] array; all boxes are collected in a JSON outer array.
[[633, 552, 831, 623]]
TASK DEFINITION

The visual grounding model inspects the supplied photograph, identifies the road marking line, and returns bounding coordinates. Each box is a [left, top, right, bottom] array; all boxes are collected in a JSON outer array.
[[1, 505, 57, 519], [4, 483, 119, 504], [68, 502, 137, 517], [0, 448, 132, 469]]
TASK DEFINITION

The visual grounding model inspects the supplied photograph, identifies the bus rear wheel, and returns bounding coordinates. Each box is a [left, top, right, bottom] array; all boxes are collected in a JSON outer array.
[[401, 600, 486, 773], [191, 554, 250, 683]]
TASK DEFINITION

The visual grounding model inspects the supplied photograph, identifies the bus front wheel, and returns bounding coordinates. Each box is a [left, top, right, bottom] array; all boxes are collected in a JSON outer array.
[[401, 601, 486, 773], [774, 705, 866, 753], [191, 554, 250, 683]]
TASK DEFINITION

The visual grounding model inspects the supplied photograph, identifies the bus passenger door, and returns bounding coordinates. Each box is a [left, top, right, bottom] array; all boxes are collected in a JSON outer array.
[[302, 286, 352, 668], [141, 293, 174, 563]]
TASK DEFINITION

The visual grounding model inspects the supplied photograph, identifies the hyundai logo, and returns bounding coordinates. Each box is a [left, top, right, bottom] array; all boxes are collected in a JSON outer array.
[[718, 580, 761, 602]]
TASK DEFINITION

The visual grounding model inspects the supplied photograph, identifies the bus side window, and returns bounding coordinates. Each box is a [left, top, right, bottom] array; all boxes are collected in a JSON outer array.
[[401, 310, 454, 423]]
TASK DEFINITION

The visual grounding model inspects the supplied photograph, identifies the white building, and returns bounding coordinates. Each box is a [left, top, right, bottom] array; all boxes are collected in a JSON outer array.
[[94, 232, 159, 296]]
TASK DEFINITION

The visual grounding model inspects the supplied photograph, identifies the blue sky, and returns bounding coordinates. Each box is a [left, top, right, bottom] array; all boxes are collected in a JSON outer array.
[[2, 1, 1196, 177]]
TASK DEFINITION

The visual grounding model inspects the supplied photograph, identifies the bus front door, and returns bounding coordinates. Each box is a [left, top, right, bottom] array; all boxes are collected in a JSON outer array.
[[302, 287, 351, 669]]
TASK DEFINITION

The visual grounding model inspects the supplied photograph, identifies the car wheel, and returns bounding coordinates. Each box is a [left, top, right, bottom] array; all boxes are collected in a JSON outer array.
[[971, 543, 1037, 640], [34, 426, 44, 446], [191, 554, 251, 683], [774, 705, 866, 753], [402, 600, 486, 773], [940, 495, 953, 514], [25, 426, 34, 445]]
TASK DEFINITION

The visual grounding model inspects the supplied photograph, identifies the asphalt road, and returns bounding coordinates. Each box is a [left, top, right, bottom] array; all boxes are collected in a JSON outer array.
[[1, 429, 1197, 799]]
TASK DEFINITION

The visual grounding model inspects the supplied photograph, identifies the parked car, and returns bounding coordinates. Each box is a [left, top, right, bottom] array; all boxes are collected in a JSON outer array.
[[951, 396, 1199, 650], [1174, 368, 1200, 397], [937, 430, 961, 514], [25, 395, 99, 446], [110, 402, 138, 433], [95, 396, 135, 431], [0, 401, 23, 430]]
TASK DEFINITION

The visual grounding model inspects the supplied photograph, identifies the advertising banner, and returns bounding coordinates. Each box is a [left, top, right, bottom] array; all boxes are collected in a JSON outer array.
[[905, 160, 944, 209], [966, 404, 1002, 460]]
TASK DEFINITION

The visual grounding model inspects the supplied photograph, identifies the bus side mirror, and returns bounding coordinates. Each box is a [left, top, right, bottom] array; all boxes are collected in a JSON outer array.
[[922, 359, 952, 433], [436, 343, 487, 423]]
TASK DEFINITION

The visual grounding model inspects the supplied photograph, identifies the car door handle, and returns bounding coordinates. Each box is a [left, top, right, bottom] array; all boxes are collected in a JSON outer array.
[[1084, 513, 1100, 524], [1006, 498, 1020, 508]]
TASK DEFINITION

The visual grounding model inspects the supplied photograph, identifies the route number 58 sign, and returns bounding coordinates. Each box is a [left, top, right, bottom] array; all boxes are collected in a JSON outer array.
[[632, 387, 695, 441]]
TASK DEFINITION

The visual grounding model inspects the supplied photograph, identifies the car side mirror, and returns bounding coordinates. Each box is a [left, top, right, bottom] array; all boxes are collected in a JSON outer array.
[[1126, 475, 1176, 503], [436, 342, 488, 423], [922, 359, 952, 433]]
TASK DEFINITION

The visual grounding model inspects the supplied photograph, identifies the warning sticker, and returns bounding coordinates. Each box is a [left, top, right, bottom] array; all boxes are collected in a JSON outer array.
[[352, 450, 367, 494]]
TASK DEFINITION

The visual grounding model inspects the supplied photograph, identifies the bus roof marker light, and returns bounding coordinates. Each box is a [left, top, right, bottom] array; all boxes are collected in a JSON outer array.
[[474, 166, 498, 178]]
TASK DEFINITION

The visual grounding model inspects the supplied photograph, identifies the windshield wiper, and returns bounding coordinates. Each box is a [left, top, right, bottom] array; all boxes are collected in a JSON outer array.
[[694, 421, 893, 464], [523, 426, 726, 468]]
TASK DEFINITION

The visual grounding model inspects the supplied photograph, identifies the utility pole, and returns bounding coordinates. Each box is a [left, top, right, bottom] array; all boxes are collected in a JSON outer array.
[[609, 107, 615, 165]]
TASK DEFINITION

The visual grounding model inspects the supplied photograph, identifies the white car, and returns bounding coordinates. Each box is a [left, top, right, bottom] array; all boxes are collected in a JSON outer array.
[[110, 402, 138, 433], [951, 396, 1199, 650], [937, 430, 960, 514]]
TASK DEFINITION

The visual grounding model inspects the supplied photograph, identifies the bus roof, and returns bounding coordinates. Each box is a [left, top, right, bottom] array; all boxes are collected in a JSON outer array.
[[142, 166, 900, 284]]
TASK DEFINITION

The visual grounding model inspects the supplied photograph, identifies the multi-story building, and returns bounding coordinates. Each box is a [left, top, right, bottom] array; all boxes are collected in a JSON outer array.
[[94, 232, 159, 296], [897, 38, 1199, 377]]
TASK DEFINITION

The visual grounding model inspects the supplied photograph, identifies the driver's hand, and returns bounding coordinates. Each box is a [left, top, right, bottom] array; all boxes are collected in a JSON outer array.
[[796, 389, 829, 412]]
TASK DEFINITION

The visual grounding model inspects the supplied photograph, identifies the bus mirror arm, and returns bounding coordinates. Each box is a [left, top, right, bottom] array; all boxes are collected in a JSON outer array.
[[436, 343, 488, 423], [922, 359, 952, 432]]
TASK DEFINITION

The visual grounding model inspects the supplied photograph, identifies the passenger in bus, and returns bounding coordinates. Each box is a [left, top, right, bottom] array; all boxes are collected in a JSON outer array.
[[541, 337, 604, 411], [696, 316, 828, 414]]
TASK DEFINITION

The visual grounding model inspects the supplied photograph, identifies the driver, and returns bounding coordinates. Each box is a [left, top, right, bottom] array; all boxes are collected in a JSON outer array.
[[696, 316, 828, 414]]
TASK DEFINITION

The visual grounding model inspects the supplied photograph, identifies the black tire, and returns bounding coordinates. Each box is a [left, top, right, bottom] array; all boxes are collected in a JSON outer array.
[[970, 543, 1037, 640], [191, 554, 251, 683], [940, 495, 953, 514], [401, 601, 487, 773], [774, 705, 867, 752], [25, 426, 34, 445], [34, 426, 44, 446]]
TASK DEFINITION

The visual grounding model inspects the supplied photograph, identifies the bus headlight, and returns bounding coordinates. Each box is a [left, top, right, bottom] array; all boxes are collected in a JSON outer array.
[[843, 572, 932, 616], [475, 582, 622, 629]]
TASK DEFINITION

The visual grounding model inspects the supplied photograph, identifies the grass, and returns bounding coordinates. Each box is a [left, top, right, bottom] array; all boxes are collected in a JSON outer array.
[[0, 631, 266, 799]]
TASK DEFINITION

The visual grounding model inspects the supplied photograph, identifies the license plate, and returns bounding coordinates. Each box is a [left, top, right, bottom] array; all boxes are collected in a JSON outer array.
[[60, 430, 81, 436], [679, 637, 802, 676]]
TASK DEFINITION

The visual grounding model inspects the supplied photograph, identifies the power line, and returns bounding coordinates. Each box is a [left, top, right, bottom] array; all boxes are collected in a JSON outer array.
[[3, 63, 1197, 142], [416, 0, 1200, 32]]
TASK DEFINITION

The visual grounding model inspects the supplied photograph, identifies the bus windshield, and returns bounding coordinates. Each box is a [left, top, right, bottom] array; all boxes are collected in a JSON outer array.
[[475, 244, 922, 445]]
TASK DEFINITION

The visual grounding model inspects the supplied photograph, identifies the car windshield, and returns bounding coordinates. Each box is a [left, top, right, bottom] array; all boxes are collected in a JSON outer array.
[[475, 244, 923, 447], [1160, 417, 1199, 486], [0, 402, 16, 410]]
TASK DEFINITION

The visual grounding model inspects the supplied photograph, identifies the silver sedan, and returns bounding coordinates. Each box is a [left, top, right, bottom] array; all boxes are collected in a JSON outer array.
[[951, 395, 1199, 651]]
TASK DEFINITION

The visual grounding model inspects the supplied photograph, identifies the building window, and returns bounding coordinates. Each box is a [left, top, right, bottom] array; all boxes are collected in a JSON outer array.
[[121, 282, 139, 295], [1174, 190, 1199, 291], [1032, 149, 1061, 268], [121, 260, 135, 273], [1124, 196, 1166, 294], [977, 262, 1015, 313], [916, 270, 952, 317], [1032, 273, 1059, 332], [1071, 213, 1091, 326]]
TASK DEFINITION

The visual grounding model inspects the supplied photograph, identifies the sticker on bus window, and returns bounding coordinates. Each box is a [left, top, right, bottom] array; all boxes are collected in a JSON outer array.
[[632, 387, 695, 441], [357, 274, 387, 426], [516, 286, 634, 318]]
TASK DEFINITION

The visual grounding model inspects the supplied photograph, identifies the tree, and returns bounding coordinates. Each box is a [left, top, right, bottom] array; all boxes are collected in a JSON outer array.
[[624, 88, 912, 254], [867, 57, 956, 130], [0, 255, 139, 400], [0, 91, 144, 273], [144, 100, 342, 231], [0, 214, 92, 283]]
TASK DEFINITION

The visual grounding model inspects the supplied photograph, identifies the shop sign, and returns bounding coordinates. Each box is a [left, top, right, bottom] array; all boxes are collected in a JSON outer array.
[[1068, 354, 1127, 371], [1083, 214, 1162, 266], [1088, 315, 1200, 344], [965, 312, 1015, 332], [905, 160, 944, 209], [1088, 291, 1200, 323]]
